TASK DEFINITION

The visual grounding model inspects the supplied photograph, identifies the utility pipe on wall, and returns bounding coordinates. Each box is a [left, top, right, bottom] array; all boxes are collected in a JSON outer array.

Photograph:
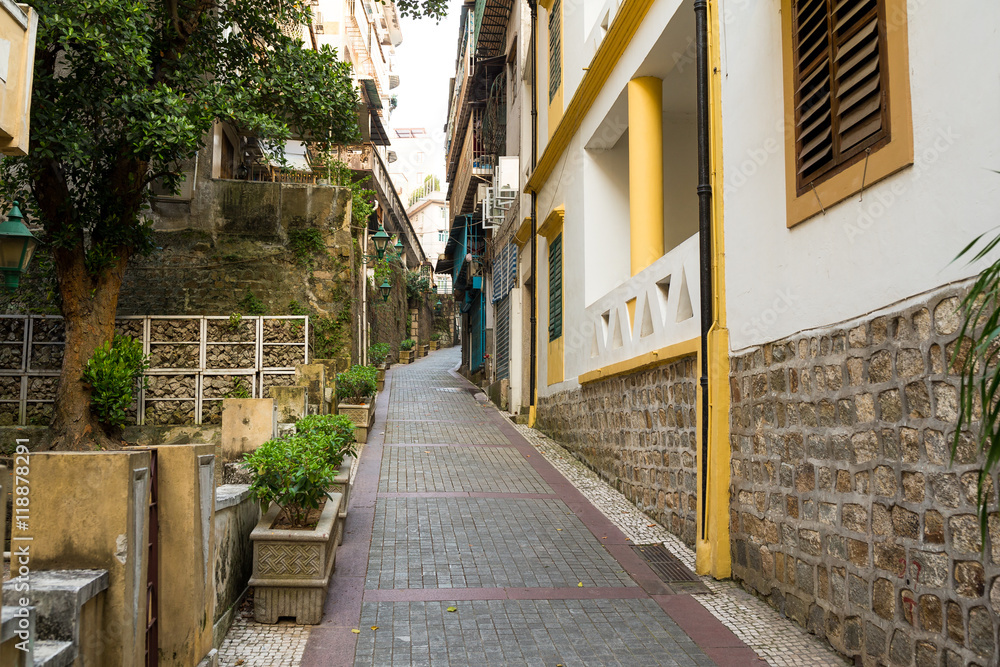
[[528, 0, 538, 421], [694, 0, 713, 542]]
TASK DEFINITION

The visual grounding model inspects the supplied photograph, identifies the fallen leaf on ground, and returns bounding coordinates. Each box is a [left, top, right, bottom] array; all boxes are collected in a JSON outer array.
[[556, 528, 562, 531], [647, 524, 656, 527], [371, 626, 379, 631], [351, 629, 360, 634], [577, 582, 583, 587], [447, 606, 458, 612]]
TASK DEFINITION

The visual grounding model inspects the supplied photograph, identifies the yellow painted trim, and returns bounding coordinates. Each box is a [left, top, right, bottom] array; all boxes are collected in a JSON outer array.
[[525, 0, 657, 194], [514, 216, 533, 247], [694, 0, 731, 581], [780, 0, 913, 227], [538, 0, 554, 10], [538, 205, 565, 240], [627, 77, 665, 275], [578, 338, 699, 384], [547, 336, 564, 385]]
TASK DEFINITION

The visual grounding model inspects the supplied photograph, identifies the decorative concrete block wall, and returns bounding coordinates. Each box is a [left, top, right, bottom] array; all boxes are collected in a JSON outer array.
[[537, 356, 699, 546], [729, 284, 999, 666]]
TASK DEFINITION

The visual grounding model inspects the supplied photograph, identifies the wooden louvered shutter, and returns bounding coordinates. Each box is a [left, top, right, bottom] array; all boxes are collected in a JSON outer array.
[[792, 0, 888, 193], [548, 0, 562, 102], [548, 234, 562, 342]]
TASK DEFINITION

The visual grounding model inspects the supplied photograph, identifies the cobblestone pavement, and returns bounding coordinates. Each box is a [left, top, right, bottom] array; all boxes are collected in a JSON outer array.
[[515, 425, 851, 667], [219, 607, 311, 666]]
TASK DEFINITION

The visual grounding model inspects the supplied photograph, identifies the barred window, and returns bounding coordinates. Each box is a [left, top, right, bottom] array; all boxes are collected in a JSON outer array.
[[548, 234, 562, 341]]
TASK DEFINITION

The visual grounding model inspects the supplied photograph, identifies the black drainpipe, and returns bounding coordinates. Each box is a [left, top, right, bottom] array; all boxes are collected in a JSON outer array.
[[528, 0, 538, 417], [694, 0, 713, 542]]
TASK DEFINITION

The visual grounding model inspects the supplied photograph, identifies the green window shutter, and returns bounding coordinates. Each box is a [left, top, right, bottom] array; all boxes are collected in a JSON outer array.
[[548, 0, 562, 102], [548, 233, 562, 341]]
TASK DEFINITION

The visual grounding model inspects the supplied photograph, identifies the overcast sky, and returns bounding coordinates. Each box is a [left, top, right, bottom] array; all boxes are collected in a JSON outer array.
[[389, 0, 465, 184]]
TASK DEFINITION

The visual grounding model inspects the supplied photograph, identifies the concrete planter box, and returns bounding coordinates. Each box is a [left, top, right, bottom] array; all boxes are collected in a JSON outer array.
[[376, 368, 385, 392], [422, 345, 429, 357], [329, 457, 353, 545], [249, 494, 343, 624], [338, 401, 375, 443], [430, 340, 439, 351], [398, 349, 412, 364]]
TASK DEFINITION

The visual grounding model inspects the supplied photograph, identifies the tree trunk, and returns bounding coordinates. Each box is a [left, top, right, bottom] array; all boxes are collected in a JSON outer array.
[[45, 244, 132, 451]]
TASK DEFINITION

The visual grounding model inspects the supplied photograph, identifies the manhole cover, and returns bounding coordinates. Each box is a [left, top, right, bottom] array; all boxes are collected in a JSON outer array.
[[632, 545, 711, 594]]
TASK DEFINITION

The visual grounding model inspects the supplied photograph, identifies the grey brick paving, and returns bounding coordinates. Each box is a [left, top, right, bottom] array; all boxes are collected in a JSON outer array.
[[366, 497, 636, 589], [378, 445, 551, 493], [353, 599, 714, 667], [384, 418, 509, 444]]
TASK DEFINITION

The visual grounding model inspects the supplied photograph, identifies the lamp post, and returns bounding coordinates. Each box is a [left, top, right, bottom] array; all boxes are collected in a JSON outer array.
[[362, 226, 405, 265], [0, 201, 38, 290], [379, 278, 392, 302]]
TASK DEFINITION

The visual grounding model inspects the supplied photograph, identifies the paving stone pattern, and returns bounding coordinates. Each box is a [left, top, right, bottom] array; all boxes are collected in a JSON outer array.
[[354, 599, 714, 667], [366, 497, 637, 589], [378, 445, 551, 493], [352, 349, 715, 666], [383, 418, 509, 444], [516, 422, 851, 667]]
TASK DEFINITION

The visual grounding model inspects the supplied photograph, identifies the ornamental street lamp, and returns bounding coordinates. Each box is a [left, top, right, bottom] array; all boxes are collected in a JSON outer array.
[[394, 237, 404, 255], [0, 201, 38, 290], [379, 278, 392, 302], [371, 224, 392, 260]]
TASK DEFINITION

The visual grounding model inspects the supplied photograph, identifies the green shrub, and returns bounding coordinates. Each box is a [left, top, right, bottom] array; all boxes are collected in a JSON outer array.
[[367, 342, 391, 366], [295, 414, 357, 466], [243, 435, 337, 527], [400, 338, 415, 351], [336, 364, 377, 404], [82, 335, 149, 428], [430, 332, 441, 342]]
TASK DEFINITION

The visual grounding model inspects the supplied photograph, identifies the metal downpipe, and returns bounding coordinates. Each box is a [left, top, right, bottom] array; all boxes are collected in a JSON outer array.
[[529, 0, 538, 418], [694, 0, 713, 541]]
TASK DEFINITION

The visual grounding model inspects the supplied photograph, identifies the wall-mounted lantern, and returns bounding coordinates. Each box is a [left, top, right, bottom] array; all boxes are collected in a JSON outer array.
[[0, 201, 38, 290]]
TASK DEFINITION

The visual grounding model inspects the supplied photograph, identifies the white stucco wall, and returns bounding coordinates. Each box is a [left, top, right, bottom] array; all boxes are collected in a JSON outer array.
[[534, 0, 697, 397], [720, 0, 1000, 351]]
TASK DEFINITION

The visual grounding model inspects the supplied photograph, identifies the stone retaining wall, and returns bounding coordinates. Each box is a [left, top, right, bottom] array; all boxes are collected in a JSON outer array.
[[536, 356, 699, 546], [729, 283, 1000, 666]]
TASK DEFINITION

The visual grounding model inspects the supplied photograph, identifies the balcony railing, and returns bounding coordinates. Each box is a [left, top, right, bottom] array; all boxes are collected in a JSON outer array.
[[581, 234, 701, 378]]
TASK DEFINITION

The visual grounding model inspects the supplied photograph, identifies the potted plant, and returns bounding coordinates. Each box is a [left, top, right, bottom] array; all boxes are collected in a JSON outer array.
[[368, 343, 390, 391], [295, 414, 357, 542], [245, 435, 344, 624], [336, 364, 377, 443], [399, 338, 415, 364], [429, 332, 441, 351]]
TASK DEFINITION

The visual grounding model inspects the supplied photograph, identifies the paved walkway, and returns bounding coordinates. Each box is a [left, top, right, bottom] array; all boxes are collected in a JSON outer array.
[[296, 348, 765, 667]]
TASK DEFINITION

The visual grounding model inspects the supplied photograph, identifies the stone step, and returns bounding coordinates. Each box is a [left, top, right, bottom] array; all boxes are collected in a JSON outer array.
[[33, 640, 74, 667], [2, 570, 108, 645]]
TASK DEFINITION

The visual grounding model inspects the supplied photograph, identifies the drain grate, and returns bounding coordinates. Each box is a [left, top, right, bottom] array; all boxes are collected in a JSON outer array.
[[632, 545, 711, 594]]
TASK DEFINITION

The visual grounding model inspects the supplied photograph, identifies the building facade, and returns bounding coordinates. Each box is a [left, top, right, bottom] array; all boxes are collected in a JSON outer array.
[[443, 0, 1000, 665]]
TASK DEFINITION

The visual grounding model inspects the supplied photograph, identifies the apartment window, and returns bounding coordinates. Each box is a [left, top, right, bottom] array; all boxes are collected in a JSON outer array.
[[548, 233, 562, 341], [548, 0, 562, 102], [438, 230, 447, 242], [782, 0, 911, 226]]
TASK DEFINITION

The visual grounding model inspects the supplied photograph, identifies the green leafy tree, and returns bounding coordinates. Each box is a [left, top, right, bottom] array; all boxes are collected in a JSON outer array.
[[0, 1, 363, 450]]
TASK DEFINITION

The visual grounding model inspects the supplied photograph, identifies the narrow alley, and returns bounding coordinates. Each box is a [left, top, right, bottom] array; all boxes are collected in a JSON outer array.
[[221, 347, 850, 666]]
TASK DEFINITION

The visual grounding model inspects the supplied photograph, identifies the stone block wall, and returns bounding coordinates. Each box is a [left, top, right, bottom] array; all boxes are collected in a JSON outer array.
[[537, 356, 699, 546], [729, 283, 999, 666]]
